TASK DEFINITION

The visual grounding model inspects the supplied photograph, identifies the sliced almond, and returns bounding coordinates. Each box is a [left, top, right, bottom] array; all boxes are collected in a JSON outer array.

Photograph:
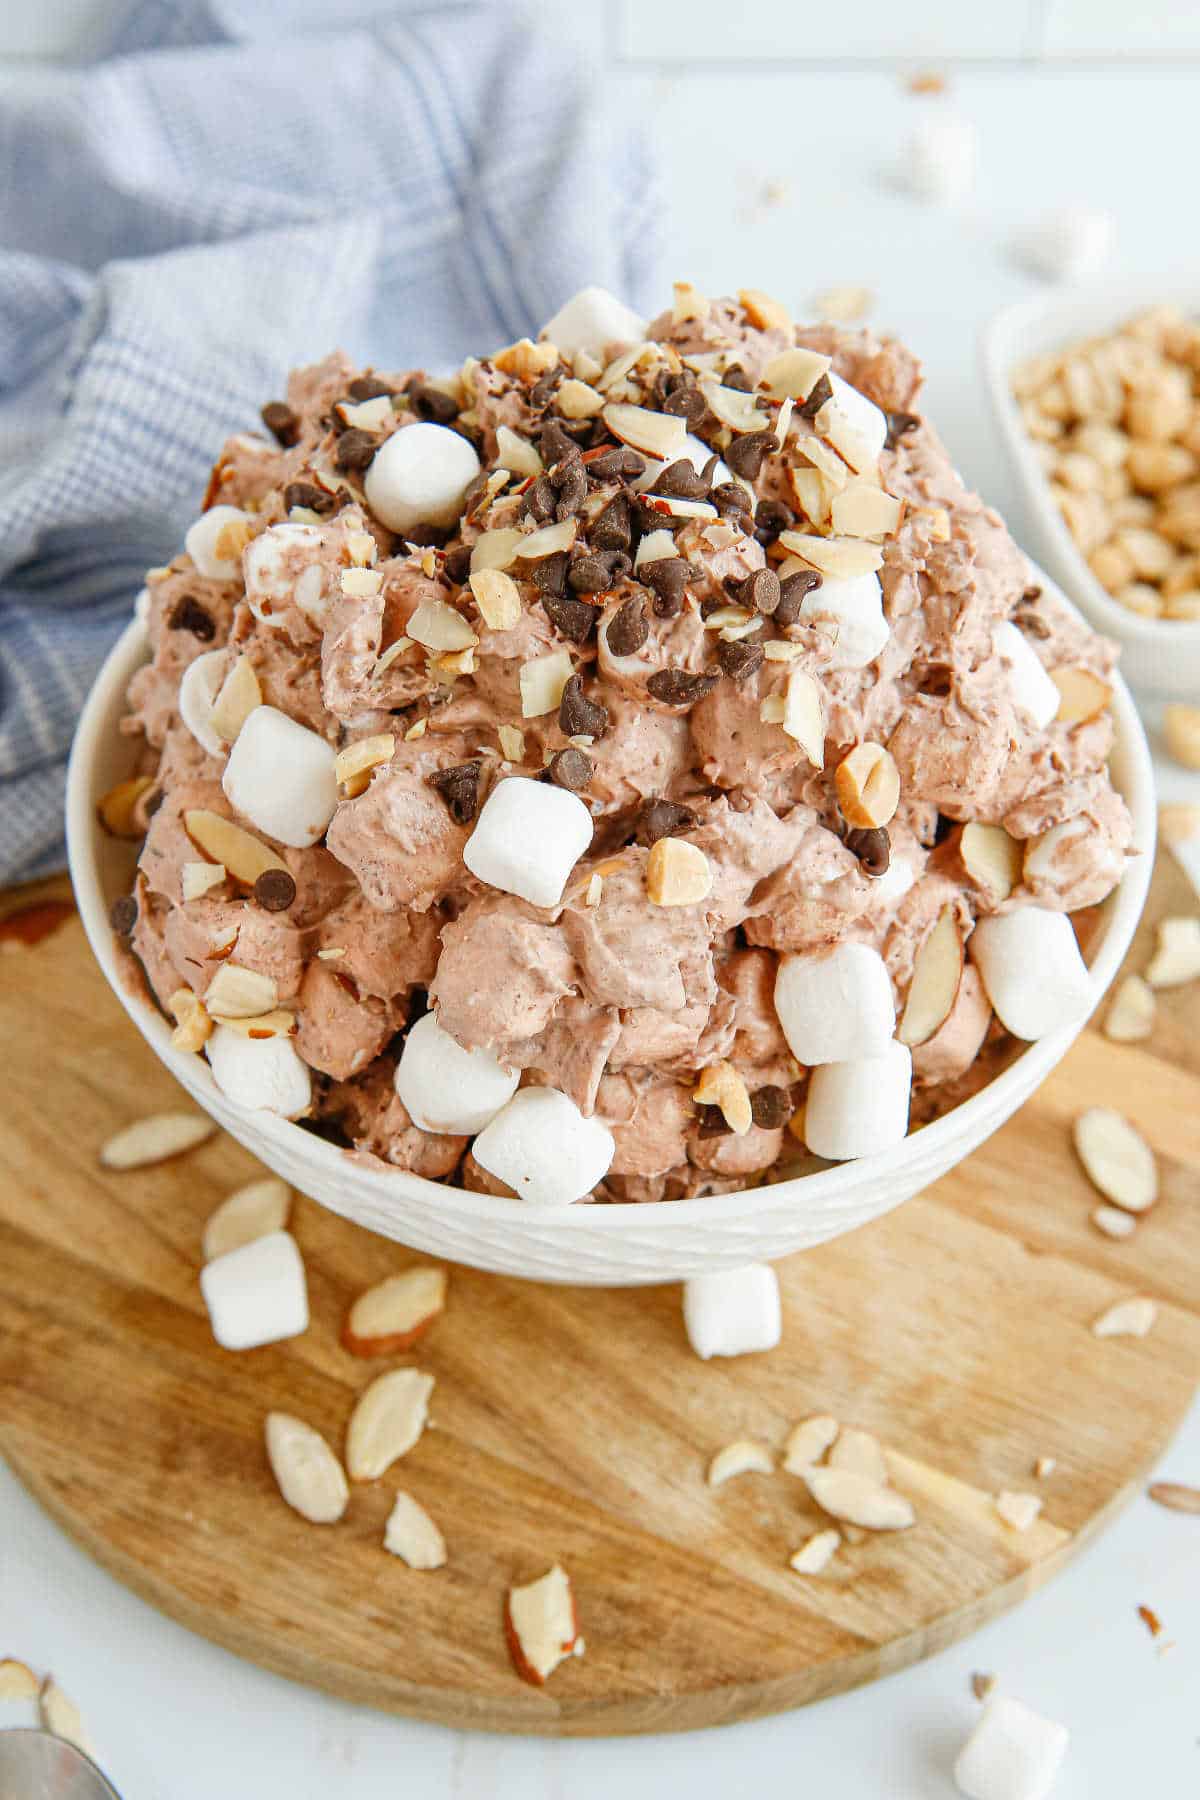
[[470, 526, 525, 572], [1093, 1296, 1158, 1339], [168, 986, 212, 1054], [602, 402, 686, 461], [812, 283, 873, 323], [265, 1411, 349, 1524], [803, 1466, 915, 1531], [1148, 1481, 1200, 1514], [960, 821, 1023, 903], [38, 1677, 92, 1754], [646, 836, 712, 907], [184, 810, 289, 885], [1163, 703, 1200, 770], [506, 1564, 580, 1685], [205, 961, 278, 1021], [519, 646, 574, 719], [337, 395, 394, 434], [781, 668, 826, 767], [334, 733, 395, 792], [795, 434, 850, 490], [1073, 1107, 1158, 1213], [407, 599, 477, 653], [1158, 802, 1200, 849], [208, 654, 261, 743], [466, 566, 522, 632], [100, 1112, 215, 1170], [1034, 1456, 1057, 1479], [828, 1428, 888, 1486], [693, 1061, 753, 1137], [342, 1266, 447, 1356], [898, 907, 963, 1047], [835, 742, 900, 829], [1050, 664, 1112, 725], [0, 1658, 39, 1700], [738, 287, 792, 334], [203, 1176, 291, 1260], [762, 346, 832, 402], [494, 425, 543, 479], [672, 280, 710, 324], [699, 379, 771, 434], [98, 774, 154, 837], [213, 516, 253, 562], [432, 646, 476, 679], [340, 565, 383, 599], [831, 483, 903, 541], [497, 724, 526, 763], [971, 1671, 997, 1702], [1104, 973, 1156, 1043], [345, 1367, 434, 1480], [764, 638, 805, 663], [1145, 916, 1200, 988], [782, 1414, 839, 1474], [346, 529, 378, 567], [788, 464, 832, 525], [909, 504, 952, 541], [383, 1491, 447, 1568], [995, 1490, 1043, 1532], [585, 871, 603, 907], [556, 378, 605, 419], [181, 859, 226, 902], [815, 398, 878, 474], [707, 1438, 774, 1486], [789, 1528, 840, 1575], [493, 337, 559, 380], [777, 531, 884, 579], [1092, 1204, 1137, 1240], [512, 518, 578, 561]]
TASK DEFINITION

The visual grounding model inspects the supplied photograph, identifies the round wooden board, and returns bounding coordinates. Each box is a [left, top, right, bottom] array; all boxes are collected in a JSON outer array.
[[2, 856, 1199, 1737]]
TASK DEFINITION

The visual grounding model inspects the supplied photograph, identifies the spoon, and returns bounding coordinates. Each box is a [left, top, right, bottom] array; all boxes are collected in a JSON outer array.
[[0, 1728, 121, 1798]]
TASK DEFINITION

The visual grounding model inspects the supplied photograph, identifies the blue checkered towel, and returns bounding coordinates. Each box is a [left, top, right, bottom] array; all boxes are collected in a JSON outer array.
[[0, 0, 656, 882]]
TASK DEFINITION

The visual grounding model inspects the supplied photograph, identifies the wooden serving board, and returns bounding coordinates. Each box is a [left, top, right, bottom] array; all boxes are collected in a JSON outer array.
[[1, 857, 1199, 1736]]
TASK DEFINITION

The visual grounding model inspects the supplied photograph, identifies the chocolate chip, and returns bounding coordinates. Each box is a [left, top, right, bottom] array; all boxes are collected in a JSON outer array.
[[725, 429, 777, 482], [723, 365, 752, 392], [750, 1085, 790, 1130], [587, 446, 646, 482], [651, 459, 710, 501], [335, 429, 377, 472], [405, 522, 449, 549], [538, 419, 580, 469], [647, 668, 719, 706], [798, 371, 834, 421], [775, 567, 822, 627], [606, 596, 649, 657], [426, 759, 483, 825], [1022, 585, 1042, 602], [885, 410, 920, 449], [548, 746, 593, 790], [261, 401, 300, 447], [845, 826, 891, 877], [253, 868, 297, 912], [530, 369, 561, 411], [716, 640, 765, 682], [143, 789, 164, 820], [642, 557, 694, 618], [725, 567, 780, 615], [590, 491, 632, 552], [406, 380, 458, 424], [754, 497, 794, 546], [710, 481, 754, 521], [529, 552, 568, 598], [442, 543, 472, 584], [349, 375, 394, 402], [283, 480, 337, 516], [568, 551, 624, 594], [635, 798, 696, 847], [167, 596, 215, 640], [662, 384, 707, 427], [696, 1103, 731, 1137], [553, 461, 588, 519], [541, 590, 598, 643], [558, 674, 609, 739], [526, 475, 557, 524], [109, 894, 137, 936]]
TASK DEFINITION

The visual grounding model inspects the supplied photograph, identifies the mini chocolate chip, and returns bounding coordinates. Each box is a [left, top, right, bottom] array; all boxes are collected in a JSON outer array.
[[710, 481, 754, 521], [1015, 610, 1052, 640], [696, 1103, 731, 1137], [723, 365, 752, 392], [538, 419, 580, 468], [1022, 585, 1042, 602], [254, 868, 297, 912], [642, 557, 694, 618], [725, 567, 780, 615], [590, 491, 632, 552], [283, 479, 337, 516], [261, 401, 300, 447], [442, 544, 472, 584], [530, 368, 561, 411], [651, 459, 710, 501], [529, 551, 568, 598], [109, 894, 137, 936], [885, 410, 920, 449], [143, 789, 164, 820], [636, 798, 696, 847], [553, 461, 589, 519], [933, 813, 955, 846], [406, 380, 458, 424], [647, 668, 719, 706], [558, 674, 609, 739], [844, 826, 891, 878], [548, 746, 593, 790], [426, 759, 483, 825], [798, 371, 834, 421], [775, 567, 822, 627], [755, 497, 794, 546], [568, 551, 622, 594], [750, 1085, 791, 1130], [405, 522, 449, 549], [350, 375, 394, 401], [606, 596, 649, 657], [167, 596, 215, 640], [662, 384, 707, 427], [725, 429, 777, 482], [587, 446, 646, 482], [541, 590, 599, 643], [526, 475, 557, 524], [335, 428, 377, 472], [716, 640, 765, 682]]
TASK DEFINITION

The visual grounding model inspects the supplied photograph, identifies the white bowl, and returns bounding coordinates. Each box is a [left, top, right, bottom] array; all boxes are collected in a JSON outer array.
[[67, 579, 1155, 1287], [982, 275, 1200, 698]]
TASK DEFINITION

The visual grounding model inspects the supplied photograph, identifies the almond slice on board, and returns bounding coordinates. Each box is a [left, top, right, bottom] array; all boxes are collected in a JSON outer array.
[[1091, 1205, 1137, 1240], [203, 1176, 291, 1261], [345, 1367, 434, 1480], [803, 1466, 915, 1530], [383, 1491, 447, 1569], [789, 1529, 841, 1575], [707, 1440, 774, 1487], [994, 1491, 1043, 1532], [1103, 974, 1156, 1043], [0, 1658, 39, 1700], [1093, 1296, 1158, 1339], [99, 1112, 216, 1170], [1072, 1108, 1158, 1213], [828, 1428, 888, 1486], [38, 1677, 93, 1755], [505, 1565, 581, 1685], [1144, 916, 1200, 988], [264, 1412, 349, 1524], [342, 1267, 448, 1356], [782, 1414, 839, 1474]]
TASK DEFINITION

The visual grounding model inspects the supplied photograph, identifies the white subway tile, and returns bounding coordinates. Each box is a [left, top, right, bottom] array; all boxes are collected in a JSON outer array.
[[615, 0, 1036, 62]]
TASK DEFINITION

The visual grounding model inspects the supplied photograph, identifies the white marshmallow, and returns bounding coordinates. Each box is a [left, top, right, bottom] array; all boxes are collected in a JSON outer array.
[[185, 505, 249, 580], [870, 855, 916, 906], [993, 622, 1059, 730], [207, 1024, 313, 1118], [199, 1229, 309, 1351], [969, 907, 1092, 1040], [774, 942, 896, 1066], [179, 649, 229, 756], [1015, 207, 1115, 284], [682, 1264, 782, 1360], [463, 775, 593, 909], [395, 1011, 519, 1135], [805, 1041, 912, 1161], [825, 373, 888, 465], [243, 522, 328, 625], [798, 571, 889, 669], [902, 112, 978, 203], [222, 705, 337, 849], [954, 1692, 1069, 1800], [539, 285, 646, 359], [364, 421, 480, 534], [472, 1086, 614, 1205]]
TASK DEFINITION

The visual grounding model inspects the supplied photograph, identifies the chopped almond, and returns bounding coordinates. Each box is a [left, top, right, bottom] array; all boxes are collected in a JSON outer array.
[[342, 1266, 448, 1356], [505, 1565, 580, 1685], [693, 1061, 753, 1136], [646, 836, 712, 907]]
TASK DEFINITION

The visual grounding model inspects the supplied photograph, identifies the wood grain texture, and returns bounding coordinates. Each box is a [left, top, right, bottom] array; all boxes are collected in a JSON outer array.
[[1, 860, 1198, 1736]]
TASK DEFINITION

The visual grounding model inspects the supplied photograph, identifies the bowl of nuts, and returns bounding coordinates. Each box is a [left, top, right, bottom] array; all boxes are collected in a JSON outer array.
[[983, 277, 1200, 697]]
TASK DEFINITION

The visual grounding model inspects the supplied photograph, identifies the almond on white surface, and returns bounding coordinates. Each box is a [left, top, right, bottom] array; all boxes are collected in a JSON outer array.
[[1144, 916, 1200, 988], [0, 1658, 39, 1700], [505, 1564, 580, 1685], [789, 1529, 841, 1575], [264, 1411, 349, 1524], [1092, 1296, 1157, 1338], [202, 1176, 291, 1261], [803, 1466, 915, 1531], [1103, 973, 1156, 1042], [383, 1491, 447, 1569], [782, 1415, 839, 1474], [38, 1676, 93, 1755], [342, 1266, 448, 1356], [707, 1440, 774, 1487], [99, 1111, 215, 1170], [1072, 1108, 1158, 1213], [345, 1367, 434, 1480]]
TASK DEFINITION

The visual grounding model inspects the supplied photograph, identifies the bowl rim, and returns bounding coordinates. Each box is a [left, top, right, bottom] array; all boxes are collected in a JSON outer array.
[[67, 566, 1156, 1236], [981, 273, 1200, 649]]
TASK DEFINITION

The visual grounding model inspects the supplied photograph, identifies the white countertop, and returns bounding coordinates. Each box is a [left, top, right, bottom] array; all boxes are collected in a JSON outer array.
[[5, 8, 1200, 1796]]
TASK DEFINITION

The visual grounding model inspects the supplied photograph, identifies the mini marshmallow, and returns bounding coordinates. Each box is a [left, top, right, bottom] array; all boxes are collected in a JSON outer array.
[[774, 942, 896, 1065], [207, 1024, 313, 1118], [993, 622, 1059, 731], [222, 704, 337, 848], [969, 907, 1092, 1040], [200, 1229, 309, 1351], [825, 373, 888, 465], [954, 1692, 1069, 1800], [1014, 207, 1115, 284], [185, 504, 249, 580], [472, 1086, 614, 1205], [902, 112, 978, 203], [364, 421, 480, 534], [179, 649, 229, 756], [539, 285, 646, 359], [683, 1264, 782, 1360], [395, 1011, 519, 1135], [463, 775, 593, 909], [797, 572, 889, 669], [805, 1041, 912, 1161], [243, 522, 328, 625]]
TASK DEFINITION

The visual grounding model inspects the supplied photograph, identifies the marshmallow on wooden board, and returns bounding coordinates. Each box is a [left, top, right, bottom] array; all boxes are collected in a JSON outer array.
[[805, 1040, 912, 1161], [207, 1024, 312, 1118], [185, 505, 249, 580], [200, 1229, 309, 1351], [395, 1011, 518, 1135], [954, 1692, 1069, 1800], [682, 1264, 782, 1360], [243, 522, 328, 625], [774, 942, 896, 1065], [969, 907, 1092, 1040], [539, 285, 646, 359], [797, 572, 889, 669], [825, 373, 888, 465], [364, 421, 481, 534], [992, 622, 1059, 731], [463, 775, 593, 909], [472, 1087, 615, 1205], [179, 649, 229, 756], [222, 705, 337, 848]]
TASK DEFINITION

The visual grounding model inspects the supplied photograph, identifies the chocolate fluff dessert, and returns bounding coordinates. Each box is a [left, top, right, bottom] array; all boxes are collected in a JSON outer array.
[[108, 283, 1132, 1206]]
